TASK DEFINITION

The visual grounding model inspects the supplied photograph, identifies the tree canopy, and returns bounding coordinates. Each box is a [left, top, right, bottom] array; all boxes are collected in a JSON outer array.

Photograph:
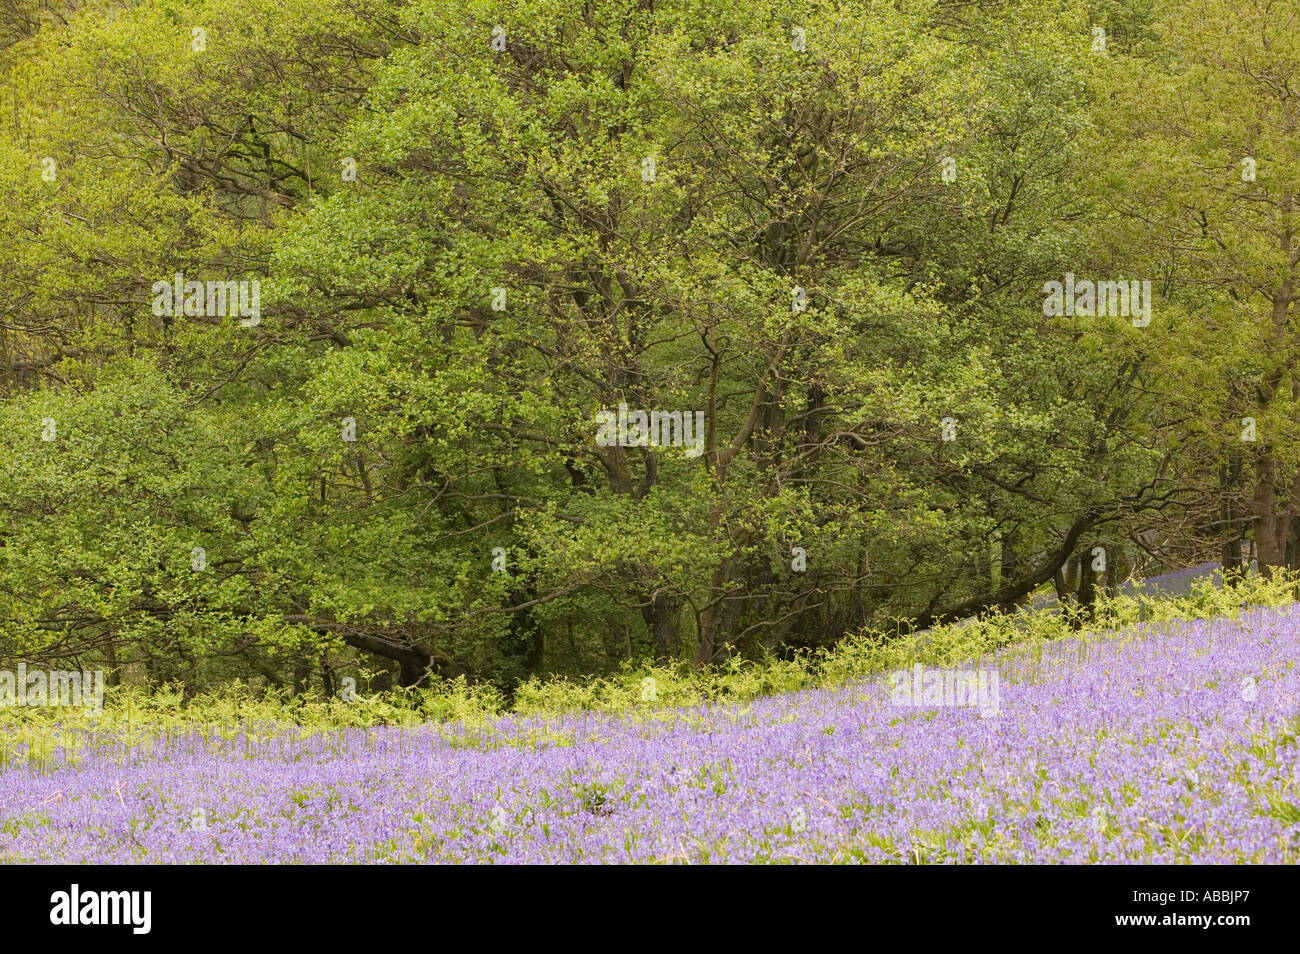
[[2, 0, 1296, 693]]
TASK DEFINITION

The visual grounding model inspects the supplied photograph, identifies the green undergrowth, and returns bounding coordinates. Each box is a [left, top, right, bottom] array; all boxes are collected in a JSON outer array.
[[2, 569, 1296, 750]]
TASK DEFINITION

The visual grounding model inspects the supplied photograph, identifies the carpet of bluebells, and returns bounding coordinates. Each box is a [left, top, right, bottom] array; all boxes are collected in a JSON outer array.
[[4, 606, 1300, 863]]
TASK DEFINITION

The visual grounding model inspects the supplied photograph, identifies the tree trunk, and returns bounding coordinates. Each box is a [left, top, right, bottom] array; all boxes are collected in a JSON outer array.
[[1221, 452, 1245, 583], [281, 615, 467, 686], [641, 592, 683, 662], [398, 656, 432, 688], [694, 561, 733, 665], [1077, 550, 1097, 622], [1250, 446, 1285, 573], [319, 653, 335, 697], [999, 536, 1018, 593], [104, 639, 121, 688], [1249, 444, 1300, 578]]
